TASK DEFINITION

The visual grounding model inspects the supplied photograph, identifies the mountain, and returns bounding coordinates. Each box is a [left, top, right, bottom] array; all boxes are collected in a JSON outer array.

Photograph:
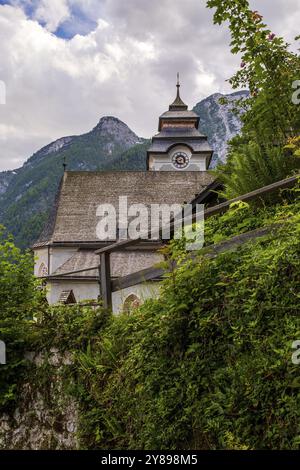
[[0, 91, 247, 249], [0, 171, 15, 195], [194, 90, 249, 166], [0, 117, 150, 248]]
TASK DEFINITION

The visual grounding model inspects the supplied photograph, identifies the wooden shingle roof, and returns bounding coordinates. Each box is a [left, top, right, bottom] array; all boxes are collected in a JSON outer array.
[[59, 290, 77, 304], [34, 171, 214, 246]]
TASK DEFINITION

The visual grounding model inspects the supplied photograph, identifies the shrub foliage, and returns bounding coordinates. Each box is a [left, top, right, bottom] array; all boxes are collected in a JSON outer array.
[[0, 195, 299, 449], [71, 198, 300, 450]]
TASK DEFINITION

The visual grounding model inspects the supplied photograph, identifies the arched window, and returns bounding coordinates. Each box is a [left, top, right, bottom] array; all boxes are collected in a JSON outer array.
[[38, 262, 48, 277], [123, 294, 141, 313]]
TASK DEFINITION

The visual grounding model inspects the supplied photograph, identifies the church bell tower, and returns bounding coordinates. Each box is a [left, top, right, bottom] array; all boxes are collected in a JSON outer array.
[[147, 74, 212, 171]]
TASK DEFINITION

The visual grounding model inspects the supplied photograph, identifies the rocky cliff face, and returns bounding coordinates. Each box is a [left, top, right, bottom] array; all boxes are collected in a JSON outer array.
[[24, 136, 75, 168], [87, 116, 144, 157], [93, 116, 143, 147], [194, 90, 249, 166]]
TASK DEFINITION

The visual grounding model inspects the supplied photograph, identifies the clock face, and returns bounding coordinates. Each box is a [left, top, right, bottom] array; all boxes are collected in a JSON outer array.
[[172, 151, 189, 169]]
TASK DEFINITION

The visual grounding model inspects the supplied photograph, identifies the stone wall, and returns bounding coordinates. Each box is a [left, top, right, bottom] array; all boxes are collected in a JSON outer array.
[[0, 349, 78, 450]]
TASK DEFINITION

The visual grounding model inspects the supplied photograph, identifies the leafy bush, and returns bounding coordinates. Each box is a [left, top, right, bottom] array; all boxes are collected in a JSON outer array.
[[71, 201, 300, 450], [213, 142, 299, 200], [1, 197, 300, 450], [0, 223, 111, 414], [206, 0, 300, 197], [34, 304, 111, 352], [0, 226, 41, 409]]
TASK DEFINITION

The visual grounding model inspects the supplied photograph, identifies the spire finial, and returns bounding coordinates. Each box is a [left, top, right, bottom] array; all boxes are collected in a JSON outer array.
[[169, 72, 188, 111]]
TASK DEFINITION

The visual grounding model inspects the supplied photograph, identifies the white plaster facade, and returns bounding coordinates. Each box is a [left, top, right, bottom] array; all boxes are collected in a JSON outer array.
[[112, 282, 160, 313], [35, 246, 161, 313], [46, 280, 100, 305], [34, 246, 78, 278], [149, 144, 208, 171]]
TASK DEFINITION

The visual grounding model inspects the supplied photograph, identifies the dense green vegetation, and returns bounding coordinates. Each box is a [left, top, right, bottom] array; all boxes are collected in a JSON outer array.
[[1, 186, 299, 449], [208, 0, 300, 197], [0, 226, 42, 409], [70, 191, 300, 450]]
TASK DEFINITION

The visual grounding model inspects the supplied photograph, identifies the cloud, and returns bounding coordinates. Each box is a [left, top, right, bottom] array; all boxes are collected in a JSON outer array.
[[33, 0, 70, 32], [0, 0, 299, 171]]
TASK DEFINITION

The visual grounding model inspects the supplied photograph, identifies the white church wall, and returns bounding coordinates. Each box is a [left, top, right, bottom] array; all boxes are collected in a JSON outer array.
[[34, 248, 49, 277], [34, 246, 79, 278], [112, 282, 160, 314], [47, 281, 99, 305], [50, 247, 79, 274], [47, 280, 160, 315], [189, 155, 207, 171], [151, 157, 207, 171], [150, 144, 208, 171]]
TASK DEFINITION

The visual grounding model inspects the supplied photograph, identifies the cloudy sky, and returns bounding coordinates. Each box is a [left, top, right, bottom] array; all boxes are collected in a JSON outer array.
[[0, 0, 299, 171]]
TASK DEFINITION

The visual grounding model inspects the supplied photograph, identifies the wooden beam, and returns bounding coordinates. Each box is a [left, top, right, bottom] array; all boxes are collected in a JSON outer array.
[[203, 174, 298, 219], [46, 265, 99, 279], [99, 252, 112, 310], [49, 276, 99, 282], [112, 265, 165, 291]]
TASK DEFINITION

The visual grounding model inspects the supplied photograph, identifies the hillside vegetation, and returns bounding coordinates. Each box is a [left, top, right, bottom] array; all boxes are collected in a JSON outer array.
[[70, 189, 300, 450], [1, 185, 299, 449]]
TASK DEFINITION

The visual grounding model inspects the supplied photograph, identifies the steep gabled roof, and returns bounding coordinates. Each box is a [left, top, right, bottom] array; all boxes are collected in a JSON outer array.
[[59, 290, 77, 304], [33, 171, 214, 245], [32, 178, 63, 247]]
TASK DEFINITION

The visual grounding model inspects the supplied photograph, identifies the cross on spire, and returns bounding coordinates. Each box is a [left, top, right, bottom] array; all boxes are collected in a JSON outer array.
[[176, 72, 181, 98]]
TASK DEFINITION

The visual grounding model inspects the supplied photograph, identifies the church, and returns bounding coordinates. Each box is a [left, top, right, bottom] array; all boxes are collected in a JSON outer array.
[[33, 77, 215, 312]]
